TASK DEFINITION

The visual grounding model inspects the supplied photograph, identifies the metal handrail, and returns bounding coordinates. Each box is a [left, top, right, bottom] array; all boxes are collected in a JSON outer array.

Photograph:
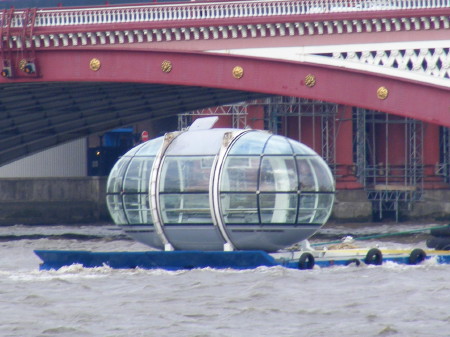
[[2, 0, 449, 28]]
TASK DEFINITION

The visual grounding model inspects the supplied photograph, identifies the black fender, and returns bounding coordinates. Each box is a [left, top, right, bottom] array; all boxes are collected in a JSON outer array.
[[298, 252, 315, 270], [408, 248, 427, 265], [364, 248, 383, 265]]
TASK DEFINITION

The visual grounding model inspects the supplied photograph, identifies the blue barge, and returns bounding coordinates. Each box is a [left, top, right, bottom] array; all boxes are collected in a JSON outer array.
[[34, 248, 450, 271]]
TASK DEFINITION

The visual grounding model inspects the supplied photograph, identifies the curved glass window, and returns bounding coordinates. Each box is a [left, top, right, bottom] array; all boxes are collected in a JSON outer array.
[[106, 156, 131, 225], [297, 193, 334, 224], [106, 137, 163, 226], [227, 131, 270, 155], [260, 193, 297, 224], [106, 156, 131, 194], [135, 137, 164, 156], [311, 194, 334, 223], [289, 139, 317, 155], [309, 157, 334, 192], [221, 156, 260, 192], [259, 156, 297, 192], [122, 157, 154, 224], [106, 194, 128, 225], [123, 194, 151, 225], [123, 157, 154, 193], [220, 132, 334, 226], [264, 135, 293, 155], [297, 158, 317, 191], [220, 193, 259, 224], [297, 194, 317, 223], [220, 141, 260, 224], [159, 156, 214, 224]]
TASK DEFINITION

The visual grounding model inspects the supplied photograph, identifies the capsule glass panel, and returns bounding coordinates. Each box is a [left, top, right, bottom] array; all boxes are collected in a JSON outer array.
[[288, 139, 317, 155], [220, 156, 260, 192], [106, 156, 131, 225], [106, 137, 162, 229], [297, 158, 318, 192], [159, 156, 214, 224], [123, 193, 151, 225], [311, 194, 335, 223], [220, 193, 259, 224], [259, 156, 297, 192], [259, 193, 297, 224], [227, 131, 270, 155], [263, 135, 293, 155], [106, 156, 131, 194], [309, 157, 334, 192], [106, 194, 128, 225]]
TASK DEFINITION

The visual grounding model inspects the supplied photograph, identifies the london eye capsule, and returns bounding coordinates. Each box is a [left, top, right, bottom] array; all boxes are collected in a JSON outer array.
[[106, 117, 335, 252]]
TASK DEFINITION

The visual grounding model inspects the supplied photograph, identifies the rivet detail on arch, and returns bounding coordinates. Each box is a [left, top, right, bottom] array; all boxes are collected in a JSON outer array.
[[305, 74, 316, 87], [161, 60, 172, 73], [232, 66, 244, 79], [89, 58, 101, 71], [377, 86, 389, 100]]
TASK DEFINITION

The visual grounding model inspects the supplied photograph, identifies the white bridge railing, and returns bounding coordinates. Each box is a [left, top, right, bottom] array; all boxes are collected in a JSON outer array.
[[3, 0, 450, 28]]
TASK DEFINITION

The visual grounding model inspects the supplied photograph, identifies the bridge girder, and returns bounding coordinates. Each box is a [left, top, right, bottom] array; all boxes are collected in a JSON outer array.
[[0, 48, 448, 166]]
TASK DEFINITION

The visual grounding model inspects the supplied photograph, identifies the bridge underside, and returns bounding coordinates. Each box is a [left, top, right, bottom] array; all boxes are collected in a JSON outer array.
[[0, 48, 448, 166], [0, 82, 268, 166]]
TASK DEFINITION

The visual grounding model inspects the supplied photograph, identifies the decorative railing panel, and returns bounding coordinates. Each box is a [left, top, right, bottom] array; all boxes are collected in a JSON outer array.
[[330, 47, 450, 79]]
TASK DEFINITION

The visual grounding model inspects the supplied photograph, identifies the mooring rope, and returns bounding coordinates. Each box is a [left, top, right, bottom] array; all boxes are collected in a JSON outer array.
[[310, 224, 450, 247]]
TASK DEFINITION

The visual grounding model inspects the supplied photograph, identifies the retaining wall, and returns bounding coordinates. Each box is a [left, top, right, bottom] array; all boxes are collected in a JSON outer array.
[[0, 177, 108, 225], [0, 177, 450, 224]]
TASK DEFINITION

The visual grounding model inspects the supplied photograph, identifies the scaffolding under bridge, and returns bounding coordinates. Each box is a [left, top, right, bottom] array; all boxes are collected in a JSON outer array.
[[178, 102, 250, 131], [179, 96, 433, 221], [354, 108, 424, 221]]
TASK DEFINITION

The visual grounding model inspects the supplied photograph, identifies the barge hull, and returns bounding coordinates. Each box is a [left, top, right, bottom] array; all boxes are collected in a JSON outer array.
[[34, 249, 450, 271], [34, 250, 279, 271]]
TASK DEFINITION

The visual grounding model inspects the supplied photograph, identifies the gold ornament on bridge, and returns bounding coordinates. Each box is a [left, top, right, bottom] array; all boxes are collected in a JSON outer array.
[[161, 60, 172, 73], [89, 58, 101, 71], [377, 86, 389, 100], [304, 74, 316, 87], [232, 66, 244, 79], [18, 59, 27, 71]]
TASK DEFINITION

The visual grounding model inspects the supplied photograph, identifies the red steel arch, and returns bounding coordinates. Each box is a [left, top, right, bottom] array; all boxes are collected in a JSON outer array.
[[14, 48, 449, 127], [0, 47, 449, 166]]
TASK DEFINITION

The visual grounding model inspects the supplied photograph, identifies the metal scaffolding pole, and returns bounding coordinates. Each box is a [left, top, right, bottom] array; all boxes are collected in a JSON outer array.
[[321, 104, 337, 174], [262, 97, 338, 168], [178, 102, 248, 131], [438, 127, 450, 183], [407, 119, 424, 202], [354, 107, 367, 186], [356, 108, 424, 221]]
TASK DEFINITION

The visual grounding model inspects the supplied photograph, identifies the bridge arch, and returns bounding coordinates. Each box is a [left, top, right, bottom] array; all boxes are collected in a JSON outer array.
[[26, 48, 450, 122], [0, 48, 448, 165]]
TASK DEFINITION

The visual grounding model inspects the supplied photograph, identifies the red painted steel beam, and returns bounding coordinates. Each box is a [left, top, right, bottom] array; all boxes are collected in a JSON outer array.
[[3, 48, 447, 127]]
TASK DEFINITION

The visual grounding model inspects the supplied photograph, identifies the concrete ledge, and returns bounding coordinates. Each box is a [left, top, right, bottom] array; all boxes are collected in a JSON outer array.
[[330, 190, 373, 222], [0, 201, 107, 225], [0, 177, 109, 225], [1, 177, 450, 224]]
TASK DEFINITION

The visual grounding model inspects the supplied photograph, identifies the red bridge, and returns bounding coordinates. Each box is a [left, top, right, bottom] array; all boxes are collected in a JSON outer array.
[[0, 0, 449, 219]]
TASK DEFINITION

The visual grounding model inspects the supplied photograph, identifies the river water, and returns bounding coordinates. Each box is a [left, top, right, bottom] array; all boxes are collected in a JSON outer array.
[[1, 223, 449, 337]]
